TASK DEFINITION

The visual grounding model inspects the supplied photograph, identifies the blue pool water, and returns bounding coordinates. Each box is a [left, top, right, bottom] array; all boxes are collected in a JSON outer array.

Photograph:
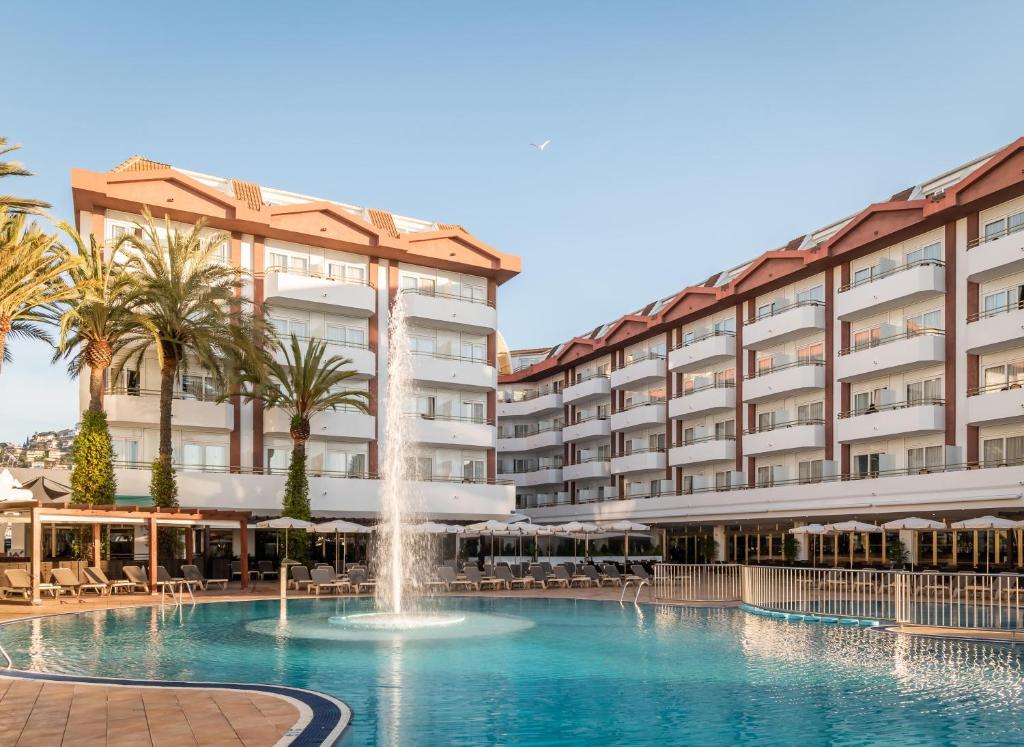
[[3, 597, 1023, 746]]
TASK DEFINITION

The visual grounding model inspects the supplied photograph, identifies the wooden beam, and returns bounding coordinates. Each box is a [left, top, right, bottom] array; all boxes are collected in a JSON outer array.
[[239, 518, 249, 591], [92, 523, 101, 567], [30, 507, 41, 605], [148, 516, 158, 594]]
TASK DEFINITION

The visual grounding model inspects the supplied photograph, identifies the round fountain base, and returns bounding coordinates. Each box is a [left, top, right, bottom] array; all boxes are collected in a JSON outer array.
[[329, 612, 466, 631]]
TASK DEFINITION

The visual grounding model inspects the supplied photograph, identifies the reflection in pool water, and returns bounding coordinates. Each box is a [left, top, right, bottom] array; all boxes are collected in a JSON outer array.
[[3, 596, 1024, 746]]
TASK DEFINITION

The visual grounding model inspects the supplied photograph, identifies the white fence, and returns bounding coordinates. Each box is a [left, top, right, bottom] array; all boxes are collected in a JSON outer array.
[[653, 564, 1024, 632]]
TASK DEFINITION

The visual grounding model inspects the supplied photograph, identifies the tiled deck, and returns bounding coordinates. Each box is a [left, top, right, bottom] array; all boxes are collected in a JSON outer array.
[[0, 676, 300, 747]]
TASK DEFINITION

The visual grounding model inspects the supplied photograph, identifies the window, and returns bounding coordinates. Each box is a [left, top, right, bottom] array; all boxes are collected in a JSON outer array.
[[111, 438, 139, 465], [983, 361, 1024, 392], [327, 261, 366, 284], [713, 318, 735, 334], [854, 452, 883, 478], [268, 252, 307, 274], [648, 433, 666, 451], [757, 302, 774, 320], [682, 475, 694, 494], [412, 395, 436, 418], [982, 286, 1024, 316], [907, 446, 943, 473], [714, 368, 735, 386], [462, 400, 485, 423], [983, 210, 1024, 241], [269, 316, 308, 339], [853, 265, 878, 285], [409, 334, 436, 355], [415, 457, 434, 480], [462, 458, 485, 481], [183, 444, 226, 471], [461, 339, 486, 362], [852, 326, 881, 351], [757, 412, 775, 432], [905, 242, 941, 265], [853, 388, 886, 413], [326, 322, 366, 347], [798, 459, 823, 484], [756, 465, 775, 488], [401, 274, 436, 295], [715, 471, 732, 491], [267, 447, 289, 474], [715, 419, 735, 439], [983, 436, 1024, 467], [796, 285, 824, 304], [756, 356, 773, 375], [121, 369, 140, 395], [797, 401, 823, 423], [796, 342, 824, 363], [906, 377, 942, 405], [326, 450, 367, 477], [683, 426, 695, 445], [180, 374, 216, 401], [905, 309, 942, 334], [683, 330, 695, 346]]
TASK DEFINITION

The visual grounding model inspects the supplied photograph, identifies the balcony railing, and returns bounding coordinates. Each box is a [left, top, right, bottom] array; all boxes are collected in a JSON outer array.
[[570, 371, 611, 384], [837, 328, 944, 356], [399, 286, 493, 307], [612, 350, 666, 370], [501, 385, 562, 403], [967, 381, 1024, 396], [672, 381, 735, 399], [671, 329, 734, 351], [838, 397, 944, 418], [967, 223, 1024, 249], [613, 396, 666, 414], [408, 412, 494, 425], [569, 413, 610, 424], [106, 386, 225, 402], [570, 455, 612, 464], [672, 434, 735, 447], [501, 461, 564, 474], [967, 302, 1024, 323], [612, 446, 666, 458], [263, 265, 372, 287], [744, 418, 824, 435], [744, 299, 824, 325], [497, 424, 562, 439], [280, 333, 369, 351], [411, 349, 494, 365], [744, 358, 824, 380], [837, 258, 944, 292]]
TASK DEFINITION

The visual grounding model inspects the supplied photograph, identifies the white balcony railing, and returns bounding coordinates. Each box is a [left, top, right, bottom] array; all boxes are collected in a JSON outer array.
[[668, 384, 735, 420], [836, 330, 945, 382], [836, 400, 945, 443], [744, 360, 825, 403], [668, 332, 735, 373], [836, 259, 944, 321], [263, 267, 376, 316], [400, 288, 497, 334], [743, 301, 825, 349]]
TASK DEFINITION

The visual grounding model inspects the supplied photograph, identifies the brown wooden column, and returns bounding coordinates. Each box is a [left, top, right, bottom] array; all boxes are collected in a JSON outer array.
[[252, 235, 266, 472], [943, 221, 957, 446], [824, 267, 835, 461], [92, 523, 102, 567], [734, 303, 745, 473], [367, 257, 381, 477], [30, 507, 41, 605], [839, 261, 852, 477], [148, 515, 158, 594], [966, 214, 981, 465], [185, 528, 195, 564], [664, 330, 673, 480], [229, 232, 243, 472], [239, 519, 250, 591]]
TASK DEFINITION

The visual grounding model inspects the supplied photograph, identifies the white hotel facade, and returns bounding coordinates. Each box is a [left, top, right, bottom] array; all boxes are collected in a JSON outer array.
[[498, 137, 1024, 563], [51, 156, 522, 522]]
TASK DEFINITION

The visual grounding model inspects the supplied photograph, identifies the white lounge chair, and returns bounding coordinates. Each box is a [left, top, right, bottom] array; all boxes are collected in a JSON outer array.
[[85, 566, 133, 595], [181, 565, 228, 591]]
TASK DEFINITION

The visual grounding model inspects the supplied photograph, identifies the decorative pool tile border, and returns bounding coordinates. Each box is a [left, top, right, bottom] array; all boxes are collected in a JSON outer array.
[[0, 668, 350, 746]]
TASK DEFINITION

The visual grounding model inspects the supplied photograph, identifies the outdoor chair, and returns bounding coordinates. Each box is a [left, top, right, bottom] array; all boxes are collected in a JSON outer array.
[[348, 568, 377, 594], [630, 564, 651, 581], [156, 566, 197, 595], [257, 560, 278, 580], [465, 566, 504, 591], [603, 564, 635, 585], [555, 566, 591, 588], [582, 565, 617, 587], [423, 568, 449, 594], [528, 566, 549, 589], [84, 566, 132, 595], [0, 569, 34, 601], [121, 565, 151, 593], [494, 565, 531, 590], [308, 567, 349, 596], [182, 565, 228, 591], [51, 567, 102, 598], [289, 565, 315, 591], [437, 566, 473, 591]]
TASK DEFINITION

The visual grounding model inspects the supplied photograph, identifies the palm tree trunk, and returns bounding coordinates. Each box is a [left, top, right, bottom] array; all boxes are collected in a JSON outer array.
[[0, 318, 8, 376], [88, 363, 106, 413], [158, 357, 177, 469]]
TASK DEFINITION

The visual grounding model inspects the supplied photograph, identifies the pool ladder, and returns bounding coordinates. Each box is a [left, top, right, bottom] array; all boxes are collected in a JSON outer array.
[[619, 579, 650, 605], [0, 642, 11, 669]]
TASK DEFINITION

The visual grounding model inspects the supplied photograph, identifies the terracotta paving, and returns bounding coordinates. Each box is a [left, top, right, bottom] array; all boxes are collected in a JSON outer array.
[[0, 676, 299, 747]]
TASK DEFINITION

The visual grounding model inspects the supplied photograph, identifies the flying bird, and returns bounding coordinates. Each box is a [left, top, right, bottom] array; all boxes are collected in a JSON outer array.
[[530, 140, 551, 151]]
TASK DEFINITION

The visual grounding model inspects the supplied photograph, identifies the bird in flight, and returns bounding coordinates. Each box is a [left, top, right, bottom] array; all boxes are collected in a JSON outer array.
[[530, 140, 551, 151]]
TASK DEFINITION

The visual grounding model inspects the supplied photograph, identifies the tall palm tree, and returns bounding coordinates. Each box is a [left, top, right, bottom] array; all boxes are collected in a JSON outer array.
[[0, 209, 77, 373], [116, 212, 247, 506], [51, 224, 138, 412], [0, 137, 50, 214], [237, 334, 370, 544]]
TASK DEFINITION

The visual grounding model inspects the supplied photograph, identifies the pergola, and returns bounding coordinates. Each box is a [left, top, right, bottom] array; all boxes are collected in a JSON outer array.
[[1, 501, 251, 604]]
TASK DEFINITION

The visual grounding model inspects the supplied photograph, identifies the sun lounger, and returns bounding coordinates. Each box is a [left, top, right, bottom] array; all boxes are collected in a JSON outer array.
[[289, 565, 316, 591], [122, 565, 151, 593], [529, 565, 549, 589], [0, 569, 42, 600], [555, 566, 591, 588], [630, 564, 652, 581], [157, 566, 198, 595], [582, 565, 616, 587], [464, 566, 504, 590], [347, 567, 377, 594], [308, 567, 349, 596], [494, 565, 531, 590], [600, 564, 626, 586], [438, 566, 474, 591], [424, 569, 450, 593], [51, 567, 103, 599], [181, 565, 228, 591], [257, 560, 278, 580], [84, 566, 132, 595]]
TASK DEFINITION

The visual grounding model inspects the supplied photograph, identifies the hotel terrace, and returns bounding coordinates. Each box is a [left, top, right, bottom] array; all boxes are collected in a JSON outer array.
[[498, 135, 1024, 567]]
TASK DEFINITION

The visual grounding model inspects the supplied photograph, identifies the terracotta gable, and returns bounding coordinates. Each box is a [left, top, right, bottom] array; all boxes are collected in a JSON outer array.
[[947, 138, 1024, 206], [823, 202, 927, 257], [110, 155, 170, 173], [729, 252, 808, 294], [555, 338, 601, 365], [602, 316, 651, 346], [269, 203, 383, 246], [105, 170, 242, 220], [231, 179, 263, 211], [656, 287, 720, 324], [367, 208, 400, 238]]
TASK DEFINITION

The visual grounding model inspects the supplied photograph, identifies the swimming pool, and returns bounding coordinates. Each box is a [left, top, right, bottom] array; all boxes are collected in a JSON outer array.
[[3, 597, 1023, 745]]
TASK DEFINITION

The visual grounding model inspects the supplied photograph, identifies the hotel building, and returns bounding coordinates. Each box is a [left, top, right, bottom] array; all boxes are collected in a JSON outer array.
[[63, 156, 521, 522], [499, 137, 1024, 562]]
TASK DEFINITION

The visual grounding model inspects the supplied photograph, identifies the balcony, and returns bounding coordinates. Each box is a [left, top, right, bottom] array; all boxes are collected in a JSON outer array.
[[668, 436, 735, 467], [967, 385, 1024, 426], [263, 268, 376, 316], [611, 399, 666, 432], [498, 463, 563, 488], [496, 425, 563, 453], [562, 374, 611, 404], [965, 305, 1024, 355], [498, 389, 563, 418], [563, 458, 612, 482], [274, 337, 375, 378], [263, 407, 375, 442], [836, 330, 945, 382], [563, 415, 612, 443], [400, 288, 497, 335], [743, 420, 824, 456], [966, 225, 1024, 282], [611, 353, 666, 390], [410, 351, 497, 392], [105, 389, 233, 432], [611, 448, 666, 475], [669, 384, 735, 419], [744, 361, 826, 403], [743, 301, 825, 349], [836, 400, 945, 443], [408, 414, 495, 449], [668, 332, 735, 373], [836, 259, 945, 321]]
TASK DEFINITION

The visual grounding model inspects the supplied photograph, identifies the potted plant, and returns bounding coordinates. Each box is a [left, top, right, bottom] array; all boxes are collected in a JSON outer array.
[[886, 537, 908, 569], [699, 535, 718, 564], [783, 535, 799, 565]]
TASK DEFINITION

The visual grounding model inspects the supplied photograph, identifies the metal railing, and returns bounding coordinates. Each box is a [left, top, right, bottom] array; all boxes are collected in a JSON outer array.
[[410, 349, 495, 365], [654, 564, 742, 602], [612, 350, 666, 370], [837, 397, 945, 419], [671, 329, 734, 351], [742, 566, 898, 622], [274, 333, 370, 351], [837, 257, 944, 292], [497, 423, 562, 439], [968, 381, 1024, 396], [744, 299, 824, 325], [568, 371, 610, 385], [745, 358, 824, 379], [399, 286, 493, 307], [501, 385, 562, 403], [967, 222, 1024, 248], [894, 571, 1024, 630], [967, 302, 1024, 322], [263, 265, 372, 287], [837, 328, 944, 356], [613, 397, 667, 413], [672, 381, 734, 398], [106, 386, 226, 402], [410, 412, 493, 426], [744, 417, 824, 434]]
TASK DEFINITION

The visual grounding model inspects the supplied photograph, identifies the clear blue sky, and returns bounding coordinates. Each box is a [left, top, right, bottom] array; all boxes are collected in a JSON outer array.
[[2, 0, 1023, 441]]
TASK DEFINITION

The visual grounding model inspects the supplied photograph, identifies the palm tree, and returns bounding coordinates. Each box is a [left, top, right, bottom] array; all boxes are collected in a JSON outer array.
[[0, 209, 77, 373], [237, 334, 370, 537], [51, 224, 138, 412], [116, 212, 247, 507], [0, 137, 50, 214]]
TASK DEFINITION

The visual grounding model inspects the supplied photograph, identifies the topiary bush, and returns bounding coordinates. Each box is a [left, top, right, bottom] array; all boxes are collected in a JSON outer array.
[[70, 409, 116, 505]]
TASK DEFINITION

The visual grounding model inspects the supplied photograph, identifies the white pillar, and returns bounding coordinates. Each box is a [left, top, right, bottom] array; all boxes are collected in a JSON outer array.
[[795, 534, 809, 562], [713, 525, 727, 562], [899, 530, 916, 565]]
